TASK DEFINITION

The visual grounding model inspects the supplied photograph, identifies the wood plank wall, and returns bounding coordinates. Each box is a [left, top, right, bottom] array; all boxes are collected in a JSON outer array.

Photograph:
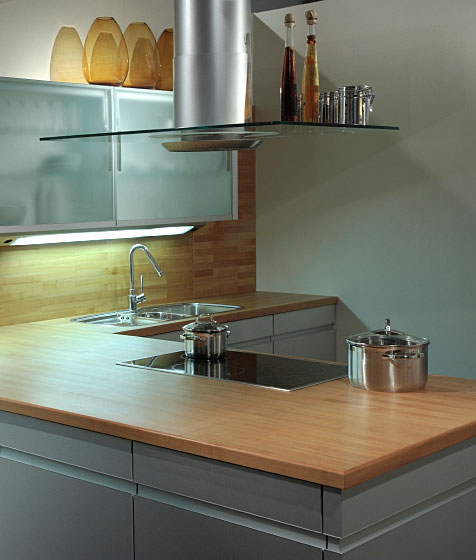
[[0, 151, 256, 326]]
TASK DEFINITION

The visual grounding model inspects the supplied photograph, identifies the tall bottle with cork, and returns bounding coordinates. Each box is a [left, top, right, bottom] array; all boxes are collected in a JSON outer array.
[[302, 9, 319, 122], [280, 13, 297, 122]]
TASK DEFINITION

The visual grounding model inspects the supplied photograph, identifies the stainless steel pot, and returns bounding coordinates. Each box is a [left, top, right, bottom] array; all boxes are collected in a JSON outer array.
[[346, 319, 430, 392], [181, 314, 230, 360]]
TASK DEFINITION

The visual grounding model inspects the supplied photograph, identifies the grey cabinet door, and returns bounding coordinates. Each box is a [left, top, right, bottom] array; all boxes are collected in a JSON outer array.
[[134, 496, 323, 560], [0, 457, 133, 560]]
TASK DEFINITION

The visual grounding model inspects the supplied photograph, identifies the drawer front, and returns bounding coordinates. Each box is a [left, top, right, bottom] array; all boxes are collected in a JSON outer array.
[[274, 329, 335, 361], [274, 306, 335, 336], [0, 410, 132, 480], [323, 437, 476, 539], [324, 485, 476, 559], [227, 315, 274, 344], [229, 340, 274, 353], [133, 442, 322, 532], [135, 496, 324, 560]]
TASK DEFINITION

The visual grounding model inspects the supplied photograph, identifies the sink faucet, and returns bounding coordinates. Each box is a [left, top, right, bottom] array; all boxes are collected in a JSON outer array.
[[128, 244, 163, 314]]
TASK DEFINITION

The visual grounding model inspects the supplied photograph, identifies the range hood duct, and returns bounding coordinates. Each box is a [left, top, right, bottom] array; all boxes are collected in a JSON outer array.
[[171, 0, 256, 151]]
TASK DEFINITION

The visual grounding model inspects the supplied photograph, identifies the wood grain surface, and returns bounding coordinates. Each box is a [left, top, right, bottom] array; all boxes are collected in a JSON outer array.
[[0, 151, 256, 326], [0, 322, 475, 489]]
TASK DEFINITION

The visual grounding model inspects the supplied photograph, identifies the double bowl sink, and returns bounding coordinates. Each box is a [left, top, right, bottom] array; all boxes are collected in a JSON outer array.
[[72, 303, 242, 327]]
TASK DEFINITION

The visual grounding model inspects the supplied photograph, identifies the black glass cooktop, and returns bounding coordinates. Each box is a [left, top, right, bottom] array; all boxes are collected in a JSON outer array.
[[118, 351, 347, 391]]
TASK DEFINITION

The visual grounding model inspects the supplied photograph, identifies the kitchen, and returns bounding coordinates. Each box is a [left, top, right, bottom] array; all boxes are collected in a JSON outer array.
[[0, 0, 475, 559]]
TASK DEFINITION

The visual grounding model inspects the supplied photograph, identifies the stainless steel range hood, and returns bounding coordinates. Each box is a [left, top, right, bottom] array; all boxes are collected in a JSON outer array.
[[171, 0, 255, 151]]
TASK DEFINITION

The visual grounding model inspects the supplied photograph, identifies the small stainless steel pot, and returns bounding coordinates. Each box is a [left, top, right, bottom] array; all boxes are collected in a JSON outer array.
[[346, 319, 430, 392], [181, 314, 230, 361]]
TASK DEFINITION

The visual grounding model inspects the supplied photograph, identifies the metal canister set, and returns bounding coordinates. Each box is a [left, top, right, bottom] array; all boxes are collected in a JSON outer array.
[[318, 85, 375, 125]]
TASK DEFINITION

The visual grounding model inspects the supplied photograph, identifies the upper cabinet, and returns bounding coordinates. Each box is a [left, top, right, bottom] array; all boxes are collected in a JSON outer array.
[[113, 89, 236, 227], [0, 77, 237, 235], [0, 77, 114, 233]]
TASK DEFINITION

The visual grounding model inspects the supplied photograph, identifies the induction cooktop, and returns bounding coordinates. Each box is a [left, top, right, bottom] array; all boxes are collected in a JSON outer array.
[[117, 351, 347, 391]]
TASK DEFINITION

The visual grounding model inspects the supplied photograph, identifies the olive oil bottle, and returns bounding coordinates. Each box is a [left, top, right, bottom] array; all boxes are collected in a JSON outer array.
[[302, 9, 319, 122]]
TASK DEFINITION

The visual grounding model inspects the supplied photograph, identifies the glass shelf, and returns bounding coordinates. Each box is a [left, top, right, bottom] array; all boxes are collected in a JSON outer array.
[[40, 120, 399, 142]]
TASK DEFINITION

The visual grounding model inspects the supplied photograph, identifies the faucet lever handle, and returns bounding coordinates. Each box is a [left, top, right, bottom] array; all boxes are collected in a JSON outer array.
[[140, 274, 144, 294]]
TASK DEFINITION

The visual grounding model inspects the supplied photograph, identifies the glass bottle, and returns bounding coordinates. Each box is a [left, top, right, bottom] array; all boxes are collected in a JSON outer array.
[[280, 13, 297, 122], [302, 9, 319, 122]]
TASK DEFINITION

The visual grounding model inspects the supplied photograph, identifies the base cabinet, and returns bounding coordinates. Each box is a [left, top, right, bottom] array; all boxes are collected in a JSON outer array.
[[0, 457, 134, 560], [134, 496, 322, 560], [1, 412, 475, 560], [150, 305, 336, 361]]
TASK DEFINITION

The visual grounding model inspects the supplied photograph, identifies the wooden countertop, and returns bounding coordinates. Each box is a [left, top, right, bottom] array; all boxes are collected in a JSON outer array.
[[0, 319, 475, 489], [37, 291, 338, 336]]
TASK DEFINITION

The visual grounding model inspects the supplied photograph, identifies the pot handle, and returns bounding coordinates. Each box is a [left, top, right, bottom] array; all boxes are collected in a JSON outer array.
[[382, 351, 425, 360], [180, 333, 204, 341]]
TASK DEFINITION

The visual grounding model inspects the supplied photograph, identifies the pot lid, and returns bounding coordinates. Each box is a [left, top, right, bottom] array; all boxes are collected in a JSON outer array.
[[183, 313, 229, 334], [346, 318, 429, 348]]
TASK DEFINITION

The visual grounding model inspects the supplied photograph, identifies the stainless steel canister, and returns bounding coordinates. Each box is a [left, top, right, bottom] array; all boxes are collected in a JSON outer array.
[[319, 91, 339, 124], [181, 314, 230, 360], [346, 319, 430, 392], [338, 85, 375, 125]]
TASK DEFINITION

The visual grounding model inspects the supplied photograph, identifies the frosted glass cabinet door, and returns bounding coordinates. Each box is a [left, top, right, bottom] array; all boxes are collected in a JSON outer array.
[[114, 89, 235, 225], [0, 77, 114, 232]]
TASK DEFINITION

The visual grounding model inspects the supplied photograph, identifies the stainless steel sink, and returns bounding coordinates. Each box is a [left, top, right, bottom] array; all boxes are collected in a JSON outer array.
[[72, 311, 190, 327], [72, 303, 242, 326], [138, 302, 243, 316]]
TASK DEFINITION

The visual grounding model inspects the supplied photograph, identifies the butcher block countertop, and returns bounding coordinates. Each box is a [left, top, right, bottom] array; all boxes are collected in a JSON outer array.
[[1, 318, 475, 489], [38, 291, 339, 336]]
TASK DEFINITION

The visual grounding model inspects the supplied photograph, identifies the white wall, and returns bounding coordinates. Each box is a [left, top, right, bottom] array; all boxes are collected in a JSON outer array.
[[254, 0, 476, 378], [0, 0, 173, 80]]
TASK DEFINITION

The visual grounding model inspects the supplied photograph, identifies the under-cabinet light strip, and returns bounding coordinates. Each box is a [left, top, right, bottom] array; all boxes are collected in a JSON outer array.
[[10, 226, 194, 246]]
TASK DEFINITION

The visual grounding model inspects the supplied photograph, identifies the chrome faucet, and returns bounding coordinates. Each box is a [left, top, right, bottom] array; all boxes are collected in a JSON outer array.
[[128, 244, 163, 314]]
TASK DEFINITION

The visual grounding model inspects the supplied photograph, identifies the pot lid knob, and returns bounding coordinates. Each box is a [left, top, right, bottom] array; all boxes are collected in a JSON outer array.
[[385, 318, 391, 336]]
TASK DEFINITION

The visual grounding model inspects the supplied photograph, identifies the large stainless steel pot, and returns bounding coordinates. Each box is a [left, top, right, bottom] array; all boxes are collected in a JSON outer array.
[[347, 319, 430, 392], [181, 314, 230, 360]]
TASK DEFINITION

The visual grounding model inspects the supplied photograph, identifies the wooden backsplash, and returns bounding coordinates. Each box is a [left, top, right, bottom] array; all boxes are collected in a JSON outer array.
[[0, 151, 256, 326]]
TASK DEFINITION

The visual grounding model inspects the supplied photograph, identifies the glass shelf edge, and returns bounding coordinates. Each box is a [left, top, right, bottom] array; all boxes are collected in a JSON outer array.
[[39, 121, 400, 142]]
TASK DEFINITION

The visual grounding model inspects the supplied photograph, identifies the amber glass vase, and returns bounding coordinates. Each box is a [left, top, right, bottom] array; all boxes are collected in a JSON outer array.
[[122, 22, 160, 88], [50, 26, 86, 84], [155, 28, 173, 91], [82, 17, 129, 86]]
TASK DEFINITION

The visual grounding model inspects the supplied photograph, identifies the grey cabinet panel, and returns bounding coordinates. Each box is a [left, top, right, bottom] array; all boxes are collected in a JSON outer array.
[[274, 329, 335, 361], [227, 315, 273, 344], [230, 340, 274, 353], [149, 330, 182, 342], [324, 485, 476, 560], [134, 496, 323, 560], [134, 442, 322, 532], [0, 410, 132, 479], [0, 457, 133, 560], [274, 306, 335, 336], [323, 437, 476, 538]]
